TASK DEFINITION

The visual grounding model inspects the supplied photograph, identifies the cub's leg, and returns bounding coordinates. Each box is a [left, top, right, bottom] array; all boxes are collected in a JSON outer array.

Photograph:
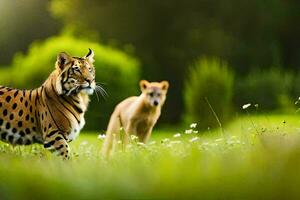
[[125, 122, 136, 145], [44, 130, 69, 159], [102, 113, 122, 158], [138, 127, 153, 144]]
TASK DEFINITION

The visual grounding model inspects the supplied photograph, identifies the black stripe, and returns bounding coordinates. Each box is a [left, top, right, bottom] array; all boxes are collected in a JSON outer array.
[[43, 89, 61, 130], [51, 84, 80, 123], [56, 144, 64, 150], [35, 89, 39, 106], [29, 90, 32, 101], [58, 132, 67, 141], [71, 96, 80, 104], [61, 96, 83, 114], [55, 136, 63, 141], [44, 140, 55, 148], [14, 90, 19, 97], [46, 130, 59, 138], [44, 88, 71, 128]]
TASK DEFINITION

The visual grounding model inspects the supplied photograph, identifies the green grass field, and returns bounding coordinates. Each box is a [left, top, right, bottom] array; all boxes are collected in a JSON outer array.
[[1, 114, 300, 199]]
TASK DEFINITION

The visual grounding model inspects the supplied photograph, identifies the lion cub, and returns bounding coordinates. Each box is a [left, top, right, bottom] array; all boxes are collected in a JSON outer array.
[[101, 80, 169, 157]]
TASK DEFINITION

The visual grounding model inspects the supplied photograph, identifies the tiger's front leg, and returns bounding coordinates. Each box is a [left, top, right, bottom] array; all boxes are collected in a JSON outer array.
[[43, 130, 70, 159]]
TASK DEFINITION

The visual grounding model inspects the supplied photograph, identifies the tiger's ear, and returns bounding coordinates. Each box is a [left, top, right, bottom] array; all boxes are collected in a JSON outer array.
[[56, 52, 71, 70], [84, 48, 95, 64], [140, 80, 149, 92]]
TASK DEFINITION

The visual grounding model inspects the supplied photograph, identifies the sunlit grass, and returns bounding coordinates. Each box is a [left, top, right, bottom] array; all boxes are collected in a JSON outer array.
[[1, 114, 300, 199]]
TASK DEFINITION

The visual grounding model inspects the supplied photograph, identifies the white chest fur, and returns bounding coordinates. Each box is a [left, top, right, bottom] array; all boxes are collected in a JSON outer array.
[[68, 114, 85, 141]]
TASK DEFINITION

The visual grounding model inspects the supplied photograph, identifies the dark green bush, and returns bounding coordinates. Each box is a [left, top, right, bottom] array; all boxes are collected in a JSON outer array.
[[184, 57, 234, 130], [234, 69, 293, 112], [0, 35, 140, 130]]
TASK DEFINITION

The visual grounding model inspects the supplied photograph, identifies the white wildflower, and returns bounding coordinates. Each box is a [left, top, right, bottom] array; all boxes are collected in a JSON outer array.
[[242, 103, 251, 110], [215, 138, 223, 142], [162, 138, 170, 143], [193, 130, 199, 134], [149, 141, 156, 145], [130, 135, 138, 140], [173, 133, 181, 138], [137, 142, 146, 146], [189, 137, 199, 143], [80, 141, 88, 145], [98, 134, 106, 139], [170, 140, 182, 144], [185, 129, 193, 134], [190, 123, 197, 128]]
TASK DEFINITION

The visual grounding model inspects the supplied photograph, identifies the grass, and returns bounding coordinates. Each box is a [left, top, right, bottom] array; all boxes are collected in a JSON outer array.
[[1, 114, 300, 199]]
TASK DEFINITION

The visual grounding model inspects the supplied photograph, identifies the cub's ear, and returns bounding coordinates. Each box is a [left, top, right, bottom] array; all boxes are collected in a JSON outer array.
[[56, 52, 71, 70], [140, 80, 149, 91], [161, 81, 169, 91], [84, 48, 95, 64]]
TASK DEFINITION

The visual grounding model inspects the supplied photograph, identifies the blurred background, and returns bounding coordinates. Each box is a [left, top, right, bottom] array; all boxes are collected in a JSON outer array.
[[0, 0, 300, 131]]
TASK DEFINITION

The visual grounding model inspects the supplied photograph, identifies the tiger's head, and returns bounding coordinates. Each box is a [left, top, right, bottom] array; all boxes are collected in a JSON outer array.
[[55, 49, 96, 96]]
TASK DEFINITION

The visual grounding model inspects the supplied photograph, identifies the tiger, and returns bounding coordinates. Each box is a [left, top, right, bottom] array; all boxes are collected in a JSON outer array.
[[0, 49, 96, 159]]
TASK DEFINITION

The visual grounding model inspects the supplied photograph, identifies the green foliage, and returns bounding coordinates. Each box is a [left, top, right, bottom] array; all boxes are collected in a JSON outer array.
[[290, 71, 300, 101], [1, 115, 300, 199], [0, 35, 140, 130], [184, 57, 234, 130], [49, 0, 300, 123], [234, 69, 293, 112]]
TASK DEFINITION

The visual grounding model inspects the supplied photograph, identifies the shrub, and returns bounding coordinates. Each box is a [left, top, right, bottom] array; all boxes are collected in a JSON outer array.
[[291, 71, 300, 101], [0, 35, 140, 130], [184, 57, 234, 130], [234, 68, 293, 112]]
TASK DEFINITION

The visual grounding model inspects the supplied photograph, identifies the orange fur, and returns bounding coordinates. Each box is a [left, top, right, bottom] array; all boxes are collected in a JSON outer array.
[[0, 49, 96, 159]]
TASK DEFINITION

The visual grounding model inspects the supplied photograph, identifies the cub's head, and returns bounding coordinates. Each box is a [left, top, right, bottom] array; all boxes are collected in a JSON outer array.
[[140, 80, 169, 107], [55, 49, 96, 96]]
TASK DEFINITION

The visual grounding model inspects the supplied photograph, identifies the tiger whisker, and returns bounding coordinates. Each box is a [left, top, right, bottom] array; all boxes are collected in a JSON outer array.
[[95, 84, 108, 100]]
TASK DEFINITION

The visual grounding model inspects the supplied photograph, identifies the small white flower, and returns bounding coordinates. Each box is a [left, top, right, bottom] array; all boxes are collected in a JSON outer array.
[[170, 140, 182, 144], [162, 138, 170, 143], [130, 135, 138, 140], [193, 130, 199, 134], [137, 142, 146, 146], [173, 133, 181, 138], [98, 134, 106, 139], [189, 137, 199, 143], [190, 123, 197, 128], [149, 141, 156, 145], [242, 103, 251, 110], [185, 129, 193, 134], [80, 141, 88, 145]]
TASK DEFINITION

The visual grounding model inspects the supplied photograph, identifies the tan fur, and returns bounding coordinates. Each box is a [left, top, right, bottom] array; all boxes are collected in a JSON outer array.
[[0, 49, 96, 159], [102, 80, 169, 157]]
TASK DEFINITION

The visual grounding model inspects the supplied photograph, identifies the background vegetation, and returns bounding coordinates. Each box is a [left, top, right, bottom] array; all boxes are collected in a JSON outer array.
[[0, 0, 300, 130], [1, 1, 300, 199]]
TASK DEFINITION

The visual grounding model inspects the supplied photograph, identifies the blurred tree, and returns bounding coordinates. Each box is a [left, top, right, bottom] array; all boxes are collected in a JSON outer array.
[[0, 0, 61, 65], [49, 0, 300, 123]]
